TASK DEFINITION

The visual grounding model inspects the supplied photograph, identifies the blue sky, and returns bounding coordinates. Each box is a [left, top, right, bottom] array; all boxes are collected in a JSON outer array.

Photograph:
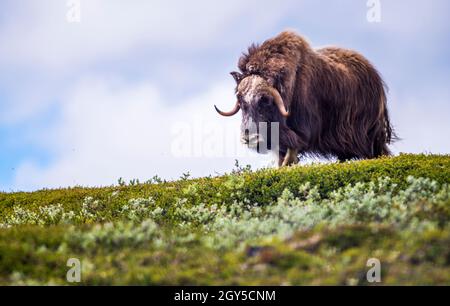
[[1, 0, 449, 191]]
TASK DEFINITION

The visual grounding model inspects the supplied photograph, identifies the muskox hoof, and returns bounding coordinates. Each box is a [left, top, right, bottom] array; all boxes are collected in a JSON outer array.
[[280, 149, 299, 167]]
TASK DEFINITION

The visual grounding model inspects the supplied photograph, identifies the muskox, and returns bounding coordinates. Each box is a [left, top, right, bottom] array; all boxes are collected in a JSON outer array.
[[215, 31, 396, 166]]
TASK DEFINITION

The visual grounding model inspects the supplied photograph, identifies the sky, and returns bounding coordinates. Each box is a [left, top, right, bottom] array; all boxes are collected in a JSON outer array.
[[0, 0, 449, 191]]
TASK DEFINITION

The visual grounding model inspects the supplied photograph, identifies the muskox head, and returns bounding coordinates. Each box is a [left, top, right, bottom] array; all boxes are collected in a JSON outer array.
[[215, 72, 289, 153]]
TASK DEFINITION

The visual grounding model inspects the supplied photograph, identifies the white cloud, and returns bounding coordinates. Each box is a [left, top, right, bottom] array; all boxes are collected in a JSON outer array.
[[0, 0, 296, 124], [11, 76, 273, 191], [16, 72, 450, 192], [0, 0, 294, 70], [389, 90, 450, 154], [2, 0, 450, 191]]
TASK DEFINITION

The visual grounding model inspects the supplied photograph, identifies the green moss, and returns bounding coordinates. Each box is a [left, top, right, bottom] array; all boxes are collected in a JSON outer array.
[[0, 154, 449, 285]]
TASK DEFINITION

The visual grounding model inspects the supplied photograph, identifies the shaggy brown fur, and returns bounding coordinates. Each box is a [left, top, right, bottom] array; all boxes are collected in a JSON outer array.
[[235, 31, 396, 162]]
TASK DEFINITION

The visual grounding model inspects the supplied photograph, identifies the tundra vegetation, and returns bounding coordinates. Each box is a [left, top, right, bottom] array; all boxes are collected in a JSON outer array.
[[0, 154, 449, 285]]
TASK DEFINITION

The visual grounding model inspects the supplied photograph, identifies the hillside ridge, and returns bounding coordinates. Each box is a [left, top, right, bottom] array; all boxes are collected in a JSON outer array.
[[0, 153, 449, 285]]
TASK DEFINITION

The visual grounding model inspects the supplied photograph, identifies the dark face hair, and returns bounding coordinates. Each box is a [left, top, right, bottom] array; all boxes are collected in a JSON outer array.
[[236, 75, 285, 153]]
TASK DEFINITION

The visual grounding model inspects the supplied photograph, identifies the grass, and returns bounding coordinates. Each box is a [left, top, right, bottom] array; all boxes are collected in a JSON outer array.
[[0, 153, 449, 285]]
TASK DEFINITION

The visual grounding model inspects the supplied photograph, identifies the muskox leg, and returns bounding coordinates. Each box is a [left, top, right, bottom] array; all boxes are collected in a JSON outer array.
[[337, 153, 357, 163], [279, 148, 299, 167]]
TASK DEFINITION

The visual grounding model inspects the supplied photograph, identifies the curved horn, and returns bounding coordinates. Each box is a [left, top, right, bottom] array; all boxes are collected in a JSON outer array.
[[267, 87, 289, 117], [214, 101, 240, 117]]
